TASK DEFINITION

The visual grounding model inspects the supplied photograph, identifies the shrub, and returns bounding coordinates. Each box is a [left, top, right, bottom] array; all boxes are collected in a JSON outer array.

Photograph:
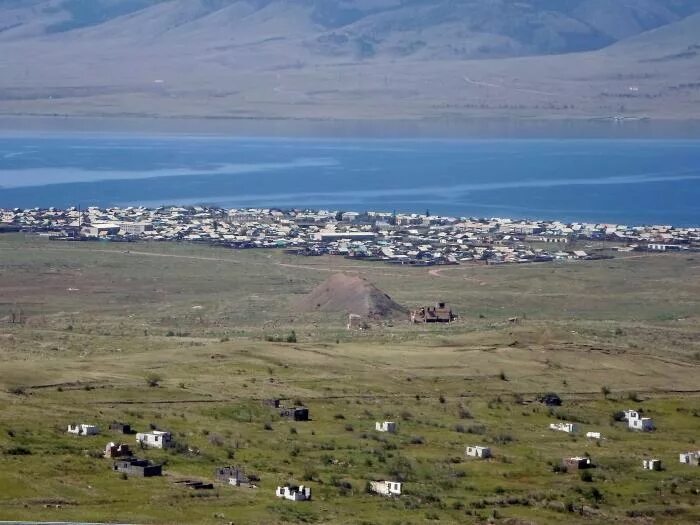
[[8, 386, 25, 396], [439, 395, 446, 404], [344, 424, 354, 432], [263, 422, 273, 431], [5, 446, 31, 456], [145, 373, 162, 388], [409, 436, 425, 445], [208, 433, 224, 447], [580, 470, 594, 482], [467, 424, 487, 435], [499, 371, 508, 381], [286, 331, 297, 343], [454, 424, 466, 433]]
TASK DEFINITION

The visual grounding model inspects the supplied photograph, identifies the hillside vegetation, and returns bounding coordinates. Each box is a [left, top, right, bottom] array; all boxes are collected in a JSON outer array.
[[0, 235, 699, 523]]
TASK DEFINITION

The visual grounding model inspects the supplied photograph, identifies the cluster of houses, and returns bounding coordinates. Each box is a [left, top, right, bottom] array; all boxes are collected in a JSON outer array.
[[58, 396, 699, 505], [3, 206, 698, 267], [544, 408, 691, 472]]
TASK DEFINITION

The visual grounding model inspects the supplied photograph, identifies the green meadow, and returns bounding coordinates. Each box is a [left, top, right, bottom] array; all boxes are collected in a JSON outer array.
[[0, 235, 698, 524]]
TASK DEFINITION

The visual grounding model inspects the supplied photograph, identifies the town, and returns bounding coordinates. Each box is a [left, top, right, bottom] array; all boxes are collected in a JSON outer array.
[[2, 206, 698, 265]]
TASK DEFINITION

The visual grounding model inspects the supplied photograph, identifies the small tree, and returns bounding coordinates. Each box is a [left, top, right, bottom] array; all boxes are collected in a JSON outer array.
[[601, 385, 611, 399], [145, 373, 162, 388]]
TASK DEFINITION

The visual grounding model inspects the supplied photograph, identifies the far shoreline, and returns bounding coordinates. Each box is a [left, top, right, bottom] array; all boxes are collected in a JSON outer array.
[[1, 115, 700, 140]]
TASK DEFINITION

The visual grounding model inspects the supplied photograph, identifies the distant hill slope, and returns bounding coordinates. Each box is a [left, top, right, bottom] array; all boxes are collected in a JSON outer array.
[[0, 0, 699, 121]]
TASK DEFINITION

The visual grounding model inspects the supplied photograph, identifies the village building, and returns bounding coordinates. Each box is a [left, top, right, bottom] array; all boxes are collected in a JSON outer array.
[[347, 313, 362, 330], [104, 442, 132, 458], [643, 459, 663, 471], [465, 445, 492, 459], [113, 458, 162, 477], [679, 451, 700, 466], [586, 432, 602, 440], [376, 421, 397, 433], [410, 302, 456, 323], [276, 485, 311, 501], [549, 422, 578, 433], [562, 456, 594, 470], [67, 423, 100, 436], [625, 410, 655, 431], [136, 430, 173, 449], [369, 480, 402, 497], [214, 466, 252, 487], [109, 422, 133, 434], [280, 407, 309, 421]]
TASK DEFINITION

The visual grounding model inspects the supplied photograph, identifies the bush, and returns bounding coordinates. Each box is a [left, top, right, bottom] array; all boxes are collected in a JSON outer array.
[[8, 386, 26, 396], [208, 433, 224, 447], [409, 436, 425, 445], [145, 373, 162, 387], [286, 331, 297, 343], [466, 424, 487, 435], [344, 424, 354, 432], [5, 446, 31, 456], [580, 470, 594, 482], [263, 422, 273, 431]]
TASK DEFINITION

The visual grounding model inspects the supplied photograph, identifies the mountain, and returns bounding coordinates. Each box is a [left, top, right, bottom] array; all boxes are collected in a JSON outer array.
[[0, 0, 699, 122]]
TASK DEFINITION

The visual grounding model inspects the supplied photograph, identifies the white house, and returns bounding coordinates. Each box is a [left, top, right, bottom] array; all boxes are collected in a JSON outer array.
[[465, 445, 492, 459], [642, 459, 662, 471], [623, 409, 640, 421], [376, 421, 397, 433], [679, 451, 700, 466], [586, 432, 602, 440], [276, 485, 311, 501], [136, 430, 173, 449], [369, 480, 402, 497], [67, 423, 99, 436], [549, 422, 578, 433], [627, 412, 654, 432]]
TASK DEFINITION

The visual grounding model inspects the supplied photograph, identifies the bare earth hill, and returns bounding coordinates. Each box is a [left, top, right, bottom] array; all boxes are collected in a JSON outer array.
[[0, 0, 699, 122], [295, 273, 407, 320]]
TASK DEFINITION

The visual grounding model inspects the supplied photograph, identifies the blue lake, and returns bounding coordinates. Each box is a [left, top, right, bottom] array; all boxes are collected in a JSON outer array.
[[0, 134, 699, 225]]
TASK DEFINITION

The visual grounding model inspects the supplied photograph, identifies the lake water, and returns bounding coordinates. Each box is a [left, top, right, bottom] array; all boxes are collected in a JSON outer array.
[[0, 134, 699, 226]]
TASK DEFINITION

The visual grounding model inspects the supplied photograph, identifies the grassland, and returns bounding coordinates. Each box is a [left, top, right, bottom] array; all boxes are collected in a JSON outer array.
[[0, 234, 699, 524]]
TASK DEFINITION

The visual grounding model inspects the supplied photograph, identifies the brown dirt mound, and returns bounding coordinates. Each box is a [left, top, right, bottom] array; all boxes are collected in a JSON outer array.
[[295, 273, 407, 320]]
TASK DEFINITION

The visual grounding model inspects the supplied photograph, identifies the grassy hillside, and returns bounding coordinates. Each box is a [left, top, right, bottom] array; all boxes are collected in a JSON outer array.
[[0, 235, 698, 524]]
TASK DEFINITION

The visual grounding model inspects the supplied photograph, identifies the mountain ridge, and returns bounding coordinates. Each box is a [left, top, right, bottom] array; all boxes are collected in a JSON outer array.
[[1, 0, 699, 121]]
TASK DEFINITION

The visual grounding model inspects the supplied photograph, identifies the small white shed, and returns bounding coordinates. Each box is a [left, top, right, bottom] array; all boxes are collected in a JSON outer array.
[[67, 423, 100, 436], [376, 421, 397, 433], [465, 445, 492, 459], [642, 459, 662, 471], [369, 480, 402, 497], [136, 430, 173, 449]]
